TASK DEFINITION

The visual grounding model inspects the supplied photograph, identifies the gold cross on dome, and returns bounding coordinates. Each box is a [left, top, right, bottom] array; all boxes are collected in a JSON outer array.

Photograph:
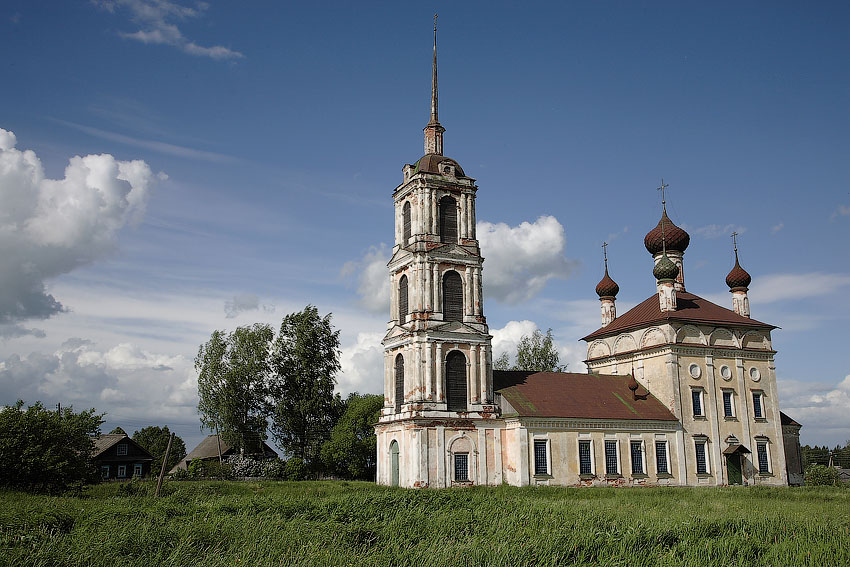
[[656, 178, 669, 207]]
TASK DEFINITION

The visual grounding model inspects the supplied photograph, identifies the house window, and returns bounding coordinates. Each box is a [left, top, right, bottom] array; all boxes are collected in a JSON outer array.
[[752, 391, 764, 419], [691, 389, 704, 417], [454, 453, 469, 482], [101, 466, 110, 479], [402, 201, 411, 243], [446, 351, 467, 412], [722, 390, 735, 418], [533, 440, 549, 475], [442, 271, 463, 322], [655, 441, 670, 475], [394, 354, 405, 413], [578, 440, 593, 475], [695, 440, 709, 475], [117, 443, 128, 456], [630, 441, 644, 474], [398, 275, 408, 323], [756, 440, 770, 474], [604, 440, 619, 475], [133, 464, 143, 478], [439, 196, 458, 244], [117, 465, 127, 478]]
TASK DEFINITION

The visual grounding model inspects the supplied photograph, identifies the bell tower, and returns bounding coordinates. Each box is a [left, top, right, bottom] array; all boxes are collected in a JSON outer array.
[[376, 18, 498, 488]]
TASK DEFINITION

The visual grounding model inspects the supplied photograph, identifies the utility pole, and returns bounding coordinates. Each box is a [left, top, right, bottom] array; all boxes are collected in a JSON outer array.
[[155, 432, 174, 497]]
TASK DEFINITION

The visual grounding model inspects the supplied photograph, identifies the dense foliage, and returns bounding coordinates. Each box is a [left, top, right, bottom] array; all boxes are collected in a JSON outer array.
[[321, 393, 383, 480], [801, 441, 850, 469], [132, 426, 187, 474], [0, 401, 103, 493], [1, 481, 848, 566], [494, 328, 567, 372], [805, 464, 843, 486]]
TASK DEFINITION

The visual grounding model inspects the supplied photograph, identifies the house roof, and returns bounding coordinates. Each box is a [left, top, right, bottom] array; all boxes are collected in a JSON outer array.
[[170, 435, 278, 472], [92, 434, 153, 460], [780, 411, 802, 427], [494, 371, 678, 421], [582, 290, 776, 341]]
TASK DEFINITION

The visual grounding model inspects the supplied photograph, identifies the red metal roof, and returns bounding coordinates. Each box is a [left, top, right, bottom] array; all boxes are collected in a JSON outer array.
[[582, 291, 775, 341], [494, 371, 678, 421]]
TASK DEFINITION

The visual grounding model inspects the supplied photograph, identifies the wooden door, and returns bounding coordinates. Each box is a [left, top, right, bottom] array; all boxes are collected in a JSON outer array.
[[726, 453, 742, 485]]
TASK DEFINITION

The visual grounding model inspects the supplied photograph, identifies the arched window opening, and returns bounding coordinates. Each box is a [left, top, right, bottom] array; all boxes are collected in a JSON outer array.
[[443, 271, 463, 322], [390, 440, 400, 487], [446, 351, 467, 412], [398, 275, 408, 323], [394, 354, 405, 413], [402, 201, 412, 244], [439, 196, 457, 244]]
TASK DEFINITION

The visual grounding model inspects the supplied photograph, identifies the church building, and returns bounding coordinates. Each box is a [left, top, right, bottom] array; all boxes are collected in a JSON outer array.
[[373, 27, 803, 488]]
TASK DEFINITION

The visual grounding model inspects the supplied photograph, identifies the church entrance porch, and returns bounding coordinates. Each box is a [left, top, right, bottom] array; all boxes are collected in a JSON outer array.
[[723, 444, 751, 486]]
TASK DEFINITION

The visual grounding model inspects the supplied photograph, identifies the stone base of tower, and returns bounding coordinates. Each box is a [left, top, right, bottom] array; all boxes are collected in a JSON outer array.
[[375, 419, 504, 488]]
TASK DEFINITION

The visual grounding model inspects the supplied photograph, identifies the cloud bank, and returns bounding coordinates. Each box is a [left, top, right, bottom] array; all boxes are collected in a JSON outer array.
[[0, 128, 157, 326]]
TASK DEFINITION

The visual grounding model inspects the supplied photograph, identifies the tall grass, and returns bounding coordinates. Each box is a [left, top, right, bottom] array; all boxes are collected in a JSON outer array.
[[1, 481, 848, 566]]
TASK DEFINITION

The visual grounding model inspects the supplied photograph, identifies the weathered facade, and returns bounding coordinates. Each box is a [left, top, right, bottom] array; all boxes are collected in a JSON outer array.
[[93, 434, 153, 480], [374, 28, 801, 488]]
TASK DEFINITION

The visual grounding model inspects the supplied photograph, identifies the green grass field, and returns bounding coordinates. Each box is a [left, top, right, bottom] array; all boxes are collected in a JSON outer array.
[[1, 481, 848, 566]]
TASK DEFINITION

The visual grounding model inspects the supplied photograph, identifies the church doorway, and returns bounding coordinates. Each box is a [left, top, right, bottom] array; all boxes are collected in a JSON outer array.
[[726, 454, 742, 485], [390, 440, 399, 487]]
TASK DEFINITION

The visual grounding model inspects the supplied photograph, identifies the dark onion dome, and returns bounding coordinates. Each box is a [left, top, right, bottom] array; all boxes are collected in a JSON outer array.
[[595, 267, 620, 298], [726, 255, 752, 290], [413, 154, 466, 177], [653, 253, 680, 282], [644, 210, 690, 255]]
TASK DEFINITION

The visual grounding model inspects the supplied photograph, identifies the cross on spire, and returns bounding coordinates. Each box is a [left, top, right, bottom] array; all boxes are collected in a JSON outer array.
[[732, 231, 740, 263], [602, 241, 609, 268], [657, 178, 669, 214], [423, 15, 445, 155], [430, 13, 439, 124]]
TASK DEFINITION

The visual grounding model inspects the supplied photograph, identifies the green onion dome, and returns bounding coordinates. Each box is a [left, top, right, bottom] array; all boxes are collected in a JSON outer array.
[[653, 253, 680, 282]]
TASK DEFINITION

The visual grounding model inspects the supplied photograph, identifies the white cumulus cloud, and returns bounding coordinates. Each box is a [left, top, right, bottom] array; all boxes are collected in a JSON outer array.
[[478, 216, 577, 304], [0, 127, 158, 324], [341, 244, 390, 315], [224, 293, 260, 318], [779, 374, 850, 446], [751, 273, 850, 304], [338, 331, 385, 396]]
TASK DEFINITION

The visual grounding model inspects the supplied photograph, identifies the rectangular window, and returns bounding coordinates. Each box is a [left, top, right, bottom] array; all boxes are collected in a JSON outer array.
[[117, 443, 128, 456], [579, 440, 593, 475], [533, 440, 548, 475], [604, 440, 619, 475], [691, 389, 704, 417], [752, 392, 764, 419], [101, 466, 110, 479], [655, 441, 669, 474], [723, 391, 735, 417], [117, 465, 127, 478], [757, 441, 770, 474], [454, 453, 469, 482], [695, 441, 709, 475], [133, 464, 143, 478], [630, 441, 644, 474]]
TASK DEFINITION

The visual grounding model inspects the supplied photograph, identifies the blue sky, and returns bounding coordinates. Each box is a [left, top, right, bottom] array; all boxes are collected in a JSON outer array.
[[1, 1, 848, 450]]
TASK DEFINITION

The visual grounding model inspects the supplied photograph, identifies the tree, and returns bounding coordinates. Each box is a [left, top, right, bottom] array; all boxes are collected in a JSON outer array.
[[0, 401, 103, 493], [495, 329, 567, 372], [196, 324, 274, 453], [321, 393, 383, 480], [109, 426, 127, 435], [269, 305, 342, 466], [132, 426, 187, 473]]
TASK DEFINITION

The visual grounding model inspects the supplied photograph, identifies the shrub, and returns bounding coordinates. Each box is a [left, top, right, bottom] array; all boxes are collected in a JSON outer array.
[[261, 458, 287, 479], [284, 457, 308, 481], [805, 464, 842, 486], [226, 455, 264, 477]]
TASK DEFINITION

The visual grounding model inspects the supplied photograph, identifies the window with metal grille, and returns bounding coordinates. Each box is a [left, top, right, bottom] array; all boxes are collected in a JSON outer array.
[[398, 275, 408, 323], [534, 440, 548, 475], [604, 440, 619, 475], [723, 391, 734, 417], [402, 201, 411, 243], [579, 440, 592, 475], [394, 354, 404, 413], [442, 271, 463, 322], [454, 453, 469, 481], [630, 441, 644, 474], [117, 443, 128, 456], [655, 441, 669, 474], [695, 441, 708, 474], [752, 392, 763, 418], [691, 389, 703, 417], [446, 351, 467, 412], [439, 196, 457, 243], [757, 441, 770, 473]]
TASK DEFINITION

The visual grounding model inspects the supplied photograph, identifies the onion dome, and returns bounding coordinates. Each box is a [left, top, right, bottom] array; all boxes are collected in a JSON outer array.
[[628, 374, 639, 392], [653, 253, 680, 282], [726, 253, 752, 290], [644, 210, 690, 255], [595, 267, 620, 298]]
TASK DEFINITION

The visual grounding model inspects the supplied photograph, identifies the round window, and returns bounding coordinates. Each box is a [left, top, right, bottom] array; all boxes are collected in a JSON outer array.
[[688, 363, 701, 379], [749, 367, 761, 382], [720, 365, 732, 381]]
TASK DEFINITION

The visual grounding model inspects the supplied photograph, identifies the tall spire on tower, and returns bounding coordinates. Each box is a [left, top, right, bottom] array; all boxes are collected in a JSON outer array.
[[424, 14, 445, 156]]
